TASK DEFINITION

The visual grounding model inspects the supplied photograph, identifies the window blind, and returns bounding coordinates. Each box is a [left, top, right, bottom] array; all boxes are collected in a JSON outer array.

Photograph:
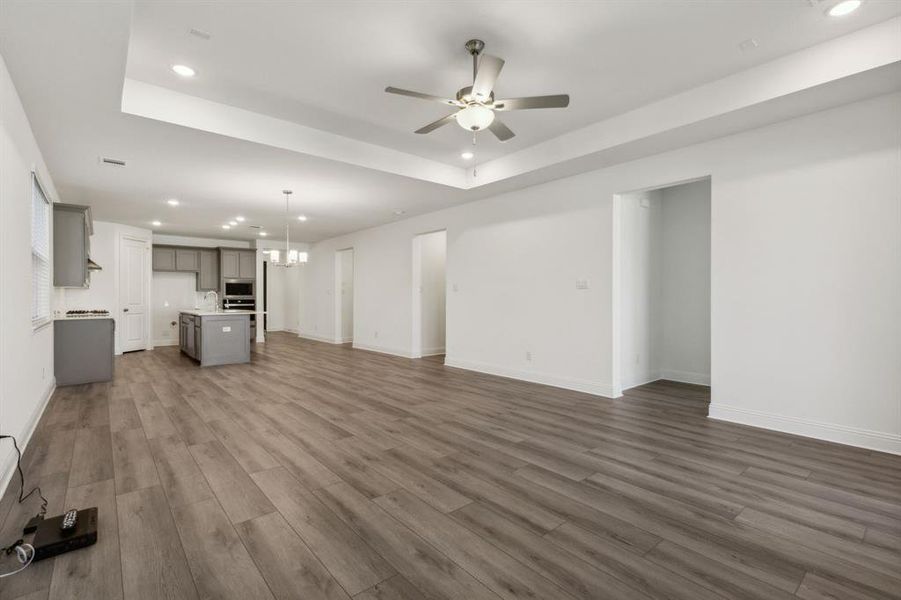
[[32, 174, 51, 326]]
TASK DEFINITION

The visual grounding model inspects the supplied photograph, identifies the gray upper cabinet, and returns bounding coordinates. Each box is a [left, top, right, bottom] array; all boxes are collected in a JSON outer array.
[[197, 249, 219, 291], [53, 203, 94, 287], [221, 250, 240, 278], [238, 251, 256, 278], [152, 246, 176, 271], [175, 248, 199, 272]]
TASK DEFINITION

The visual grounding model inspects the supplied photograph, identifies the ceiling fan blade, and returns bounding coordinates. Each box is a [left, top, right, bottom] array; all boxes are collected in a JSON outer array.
[[488, 117, 515, 142], [493, 95, 570, 111], [415, 113, 457, 134], [471, 54, 504, 101], [385, 87, 459, 106]]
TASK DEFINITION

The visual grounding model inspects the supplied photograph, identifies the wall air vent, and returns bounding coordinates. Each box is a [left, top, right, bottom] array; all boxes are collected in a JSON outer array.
[[99, 156, 126, 167]]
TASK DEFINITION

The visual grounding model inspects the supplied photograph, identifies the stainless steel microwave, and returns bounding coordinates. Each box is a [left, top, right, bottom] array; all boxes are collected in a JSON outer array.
[[223, 279, 254, 298]]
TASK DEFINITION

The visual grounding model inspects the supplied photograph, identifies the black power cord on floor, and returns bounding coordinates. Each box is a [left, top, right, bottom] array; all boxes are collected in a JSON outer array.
[[0, 435, 47, 577]]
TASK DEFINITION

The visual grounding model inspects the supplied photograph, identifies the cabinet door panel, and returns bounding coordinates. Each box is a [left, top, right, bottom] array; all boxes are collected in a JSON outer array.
[[238, 251, 256, 279], [198, 250, 219, 291], [176, 249, 199, 272], [153, 247, 176, 271], [221, 251, 239, 279]]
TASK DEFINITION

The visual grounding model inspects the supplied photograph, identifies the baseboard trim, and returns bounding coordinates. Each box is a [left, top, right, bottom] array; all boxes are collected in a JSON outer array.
[[421, 346, 446, 357], [709, 403, 901, 456], [153, 339, 179, 347], [298, 332, 341, 344], [0, 379, 56, 501], [352, 342, 414, 359], [659, 369, 710, 386], [621, 372, 661, 392], [444, 357, 614, 398]]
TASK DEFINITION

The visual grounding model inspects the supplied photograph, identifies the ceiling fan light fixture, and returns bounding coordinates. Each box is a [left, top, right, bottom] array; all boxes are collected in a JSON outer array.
[[456, 104, 494, 131]]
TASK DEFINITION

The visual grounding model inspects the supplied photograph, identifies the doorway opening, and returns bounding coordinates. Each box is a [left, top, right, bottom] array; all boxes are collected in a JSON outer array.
[[335, 248, 354, 344], [613, 177, 711, 401], [119, 234, 150, 353], [411, 230, 447, 359]]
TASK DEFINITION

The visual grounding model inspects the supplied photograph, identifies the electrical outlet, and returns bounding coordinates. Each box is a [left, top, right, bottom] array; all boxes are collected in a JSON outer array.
[[452, 283, 459, 292], [575, 279, 590, 290]]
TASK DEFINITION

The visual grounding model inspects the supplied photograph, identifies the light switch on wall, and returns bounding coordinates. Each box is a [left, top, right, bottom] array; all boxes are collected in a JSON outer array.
[[576, 279, 590, 290]]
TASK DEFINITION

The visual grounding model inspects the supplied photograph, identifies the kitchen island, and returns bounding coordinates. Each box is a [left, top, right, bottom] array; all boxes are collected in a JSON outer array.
[[179, 310, 263, 366]]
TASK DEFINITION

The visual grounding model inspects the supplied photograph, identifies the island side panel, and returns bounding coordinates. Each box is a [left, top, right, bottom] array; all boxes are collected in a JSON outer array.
[[198, 314, 251, 366]]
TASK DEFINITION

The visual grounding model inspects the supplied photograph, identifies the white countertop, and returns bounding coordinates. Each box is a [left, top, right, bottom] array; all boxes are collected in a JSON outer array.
[[180, 309, 266, 316]]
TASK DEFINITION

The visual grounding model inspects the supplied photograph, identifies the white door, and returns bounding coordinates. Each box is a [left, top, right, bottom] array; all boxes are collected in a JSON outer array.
[[119, 236, 148, 352]]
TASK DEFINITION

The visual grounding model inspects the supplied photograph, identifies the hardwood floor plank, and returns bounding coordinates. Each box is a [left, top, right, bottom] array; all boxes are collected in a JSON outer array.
[[170, 498, 275, 600], [354, 574, 429, 600], [111, 427, 159, 495], [116, 486, 198, 600], [188, 440, 275, 523], [208, 418, 279, 473], [251, 467, 394, 595], [49, 479, 121, 600], [235, 511, 352, 600], [147, 435, 214, 508], [67, 426, 114, 488], [314, 481, 500, 600]]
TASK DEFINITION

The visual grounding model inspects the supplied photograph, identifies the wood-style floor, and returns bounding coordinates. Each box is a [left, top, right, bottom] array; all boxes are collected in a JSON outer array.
[[1, 332, 899, 600]]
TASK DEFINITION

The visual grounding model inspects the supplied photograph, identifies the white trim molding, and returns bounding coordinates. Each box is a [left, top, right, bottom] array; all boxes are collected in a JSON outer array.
[[298, 331, 343, 344], [352, 341, 414, 359], [444, 357, 615, 398], [659, 369, 711, 386], [709, 403, 901, 456], [0, 379, 55, 500]]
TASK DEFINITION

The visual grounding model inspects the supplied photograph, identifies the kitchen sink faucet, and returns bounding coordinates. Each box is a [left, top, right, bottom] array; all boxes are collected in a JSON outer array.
[[203, 291, 219, 311]]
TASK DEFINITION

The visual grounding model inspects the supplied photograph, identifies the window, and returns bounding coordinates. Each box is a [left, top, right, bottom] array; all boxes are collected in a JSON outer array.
[[31, 173, 51, 327]]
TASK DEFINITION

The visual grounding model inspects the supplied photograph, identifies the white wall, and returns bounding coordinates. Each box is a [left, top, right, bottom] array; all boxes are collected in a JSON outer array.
[[659, 180, 711, 383], [265, 263, 286, 332], [0, 54, 58, 495], [338, 249, 354, 343], [618, 189, 663, 390], [301, 93, 901, 454], [618, 180, 711, 390], [152, 272, 206, 346], [419, 230, 447, 356]]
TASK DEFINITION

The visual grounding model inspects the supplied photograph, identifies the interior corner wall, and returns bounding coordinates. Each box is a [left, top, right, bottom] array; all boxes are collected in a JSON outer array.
[[300, 92, 900, 453], [0, 53, 58, 496], [659, 180, 711, 384], [419, 230, 447, 356], [618, 190, 663, 390]]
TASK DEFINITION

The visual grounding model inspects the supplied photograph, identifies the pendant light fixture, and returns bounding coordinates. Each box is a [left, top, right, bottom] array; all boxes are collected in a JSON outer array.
[[270, 190, 300, 267]]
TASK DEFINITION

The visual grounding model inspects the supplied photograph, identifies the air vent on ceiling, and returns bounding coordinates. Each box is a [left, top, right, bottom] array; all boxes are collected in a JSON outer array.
[[249, 225, 262, 229], [99, 156, 126, 167], [189, 28, 211, 40]]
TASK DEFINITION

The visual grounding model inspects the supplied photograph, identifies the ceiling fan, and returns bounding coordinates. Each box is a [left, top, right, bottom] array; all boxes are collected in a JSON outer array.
[[385, 39, 570, 142]]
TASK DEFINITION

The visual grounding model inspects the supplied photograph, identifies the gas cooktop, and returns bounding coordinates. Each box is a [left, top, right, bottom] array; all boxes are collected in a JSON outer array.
[[64, 309, 110, 318]]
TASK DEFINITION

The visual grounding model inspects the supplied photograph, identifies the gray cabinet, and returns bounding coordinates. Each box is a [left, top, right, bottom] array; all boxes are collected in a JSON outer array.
[[179, 312, 250, 366], [220, 250, 240, 278], [152, 247, 176, 271], [239, 251, 256, 278], [176, 248, 199, 272], [55, 318, 114, 385], [197, 249, 219, 291], [53, 204, 94, 287]]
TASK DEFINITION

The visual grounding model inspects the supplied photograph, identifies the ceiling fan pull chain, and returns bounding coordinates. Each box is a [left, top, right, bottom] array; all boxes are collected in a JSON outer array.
[[472, 133, 478, 178]]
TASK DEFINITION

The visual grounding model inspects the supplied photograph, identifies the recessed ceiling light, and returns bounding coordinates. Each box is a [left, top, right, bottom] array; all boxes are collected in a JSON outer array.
[[297, 215, 307, 222], [171, 64, 196, 77], [151, 220, 161, 227], [259, 231, 268, 236], [229, 220, 238, 226], [827, 0, 861, 16], [167, 198, 179, 206], [222, 225, 230, 230], [235, 216, 245, 222], [461, 151, 474, 160]]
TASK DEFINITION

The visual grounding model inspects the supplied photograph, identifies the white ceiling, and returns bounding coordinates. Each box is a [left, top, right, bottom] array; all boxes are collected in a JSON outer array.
[[1, 0, 899, 242]]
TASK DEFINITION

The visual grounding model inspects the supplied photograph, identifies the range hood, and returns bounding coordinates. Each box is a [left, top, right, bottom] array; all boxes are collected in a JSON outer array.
[[87, 258, 102, 271]]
